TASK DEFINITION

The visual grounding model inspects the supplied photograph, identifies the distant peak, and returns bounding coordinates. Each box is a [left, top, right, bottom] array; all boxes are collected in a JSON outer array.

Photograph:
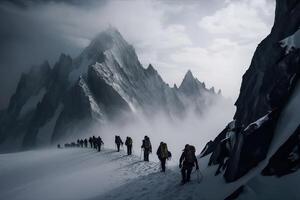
[[184, 70, 194, 80], [146, 64, 158, 75], [179, 70, 199, 92], [106, 25, 120, 35], [147, 64, 155, 71], [81, 26, 128, 60]]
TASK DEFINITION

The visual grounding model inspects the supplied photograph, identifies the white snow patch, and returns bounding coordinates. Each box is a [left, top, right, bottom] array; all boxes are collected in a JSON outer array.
[[244, 112, 270, 132], [280, 29, 300, 54]]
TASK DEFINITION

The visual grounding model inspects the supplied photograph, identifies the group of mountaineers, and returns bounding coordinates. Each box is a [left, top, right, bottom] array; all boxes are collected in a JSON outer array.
[[59, 135, 200, 185]]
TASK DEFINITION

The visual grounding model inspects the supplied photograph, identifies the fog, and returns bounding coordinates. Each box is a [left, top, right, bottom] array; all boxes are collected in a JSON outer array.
[[76, 98, 235, 165]]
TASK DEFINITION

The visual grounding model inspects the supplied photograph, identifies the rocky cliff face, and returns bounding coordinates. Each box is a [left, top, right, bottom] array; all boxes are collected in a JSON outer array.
[[201, 0, 300, 183], [0, 27, 224, 151]]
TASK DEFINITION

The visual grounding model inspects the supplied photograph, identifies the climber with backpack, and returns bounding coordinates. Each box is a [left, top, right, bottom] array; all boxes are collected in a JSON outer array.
[[115, 135, 123, 152], [125, 137, 133, 155], [179, 144, 199, 184], [92, 136, 97, 149], [141, 136, 152, 161], [156, 142, 171, 172], [96, 136, 104, 152], [89, 137, 93, 148], [84, 138, 88, 148]]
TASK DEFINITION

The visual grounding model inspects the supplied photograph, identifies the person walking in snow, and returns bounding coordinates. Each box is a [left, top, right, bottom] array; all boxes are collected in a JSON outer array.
[[125, 137, 133, 155], [89, 137, 93, 148], [115, 136, 123, 152], [179, 144, 199, 184], [84, 139, 88, 148], [96, 136, 104, 152], [80, 139, 84, 148], [141, 136, 152, 161], [157, 142, 170, 172], [92, 136, 97, 149]]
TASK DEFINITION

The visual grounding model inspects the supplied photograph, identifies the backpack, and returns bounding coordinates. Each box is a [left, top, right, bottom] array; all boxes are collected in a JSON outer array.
[[161, 143, 168, 158], [115, 136, 121, 144], [126, 137, 132, 145], [185, 145, 196, 163], [144, 139, 151, 149]]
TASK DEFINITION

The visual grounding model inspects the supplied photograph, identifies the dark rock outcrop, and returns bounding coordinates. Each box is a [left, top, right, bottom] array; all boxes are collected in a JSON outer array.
[[204, 0, 300, 182], [262, 125, 300, 177]]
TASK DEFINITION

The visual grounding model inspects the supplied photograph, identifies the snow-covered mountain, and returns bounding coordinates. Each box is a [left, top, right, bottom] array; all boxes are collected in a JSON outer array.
[[0, 27, 224, 152], [200, 0, 300, 198]]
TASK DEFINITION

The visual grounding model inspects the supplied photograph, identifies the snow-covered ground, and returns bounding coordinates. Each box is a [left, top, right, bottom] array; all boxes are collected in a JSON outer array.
[[0, 147, 247, 200], [0, 148, 160, 200]]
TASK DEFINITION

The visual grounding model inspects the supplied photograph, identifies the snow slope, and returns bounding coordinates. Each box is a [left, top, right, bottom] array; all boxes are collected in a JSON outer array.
[[0, 147, 251, 200], [0, 148, 160, 200]]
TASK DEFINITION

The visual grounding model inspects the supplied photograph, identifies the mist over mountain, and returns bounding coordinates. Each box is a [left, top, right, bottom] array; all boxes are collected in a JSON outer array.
[[0, 27, 230, 152]]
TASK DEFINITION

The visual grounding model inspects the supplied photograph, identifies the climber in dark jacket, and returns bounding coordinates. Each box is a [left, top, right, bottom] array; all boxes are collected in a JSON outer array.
[[96, 137, 104, 152], [141, 136, 152, 161], [179, 144, 199, 184], [79, 139, 84, 148], [84, 139, 88, 148], [157, 142, 169, 172], [125, 137, 133, 155], [92, 136, 97, 149], [115, 136, 123, 152], [89, 137, 93, 148]]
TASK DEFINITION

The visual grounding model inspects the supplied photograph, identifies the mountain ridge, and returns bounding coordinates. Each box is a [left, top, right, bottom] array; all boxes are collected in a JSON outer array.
[[0, 27, 226, 151]]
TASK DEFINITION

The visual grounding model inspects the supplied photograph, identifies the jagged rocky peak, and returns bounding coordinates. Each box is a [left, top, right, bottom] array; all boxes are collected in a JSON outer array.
[[146, 64, 157, 74], [85, 27, 122, 52], [183, 69, 195, 81], [179, 70, 197, 88], [173, 84, 178, 90], [179, 69, 208, 95], [81, 26, 130, 61], [0, 26, 225, 151]]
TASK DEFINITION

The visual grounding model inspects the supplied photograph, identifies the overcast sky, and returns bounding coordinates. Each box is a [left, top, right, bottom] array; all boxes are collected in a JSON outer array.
[[0, 0, 275, 109]]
